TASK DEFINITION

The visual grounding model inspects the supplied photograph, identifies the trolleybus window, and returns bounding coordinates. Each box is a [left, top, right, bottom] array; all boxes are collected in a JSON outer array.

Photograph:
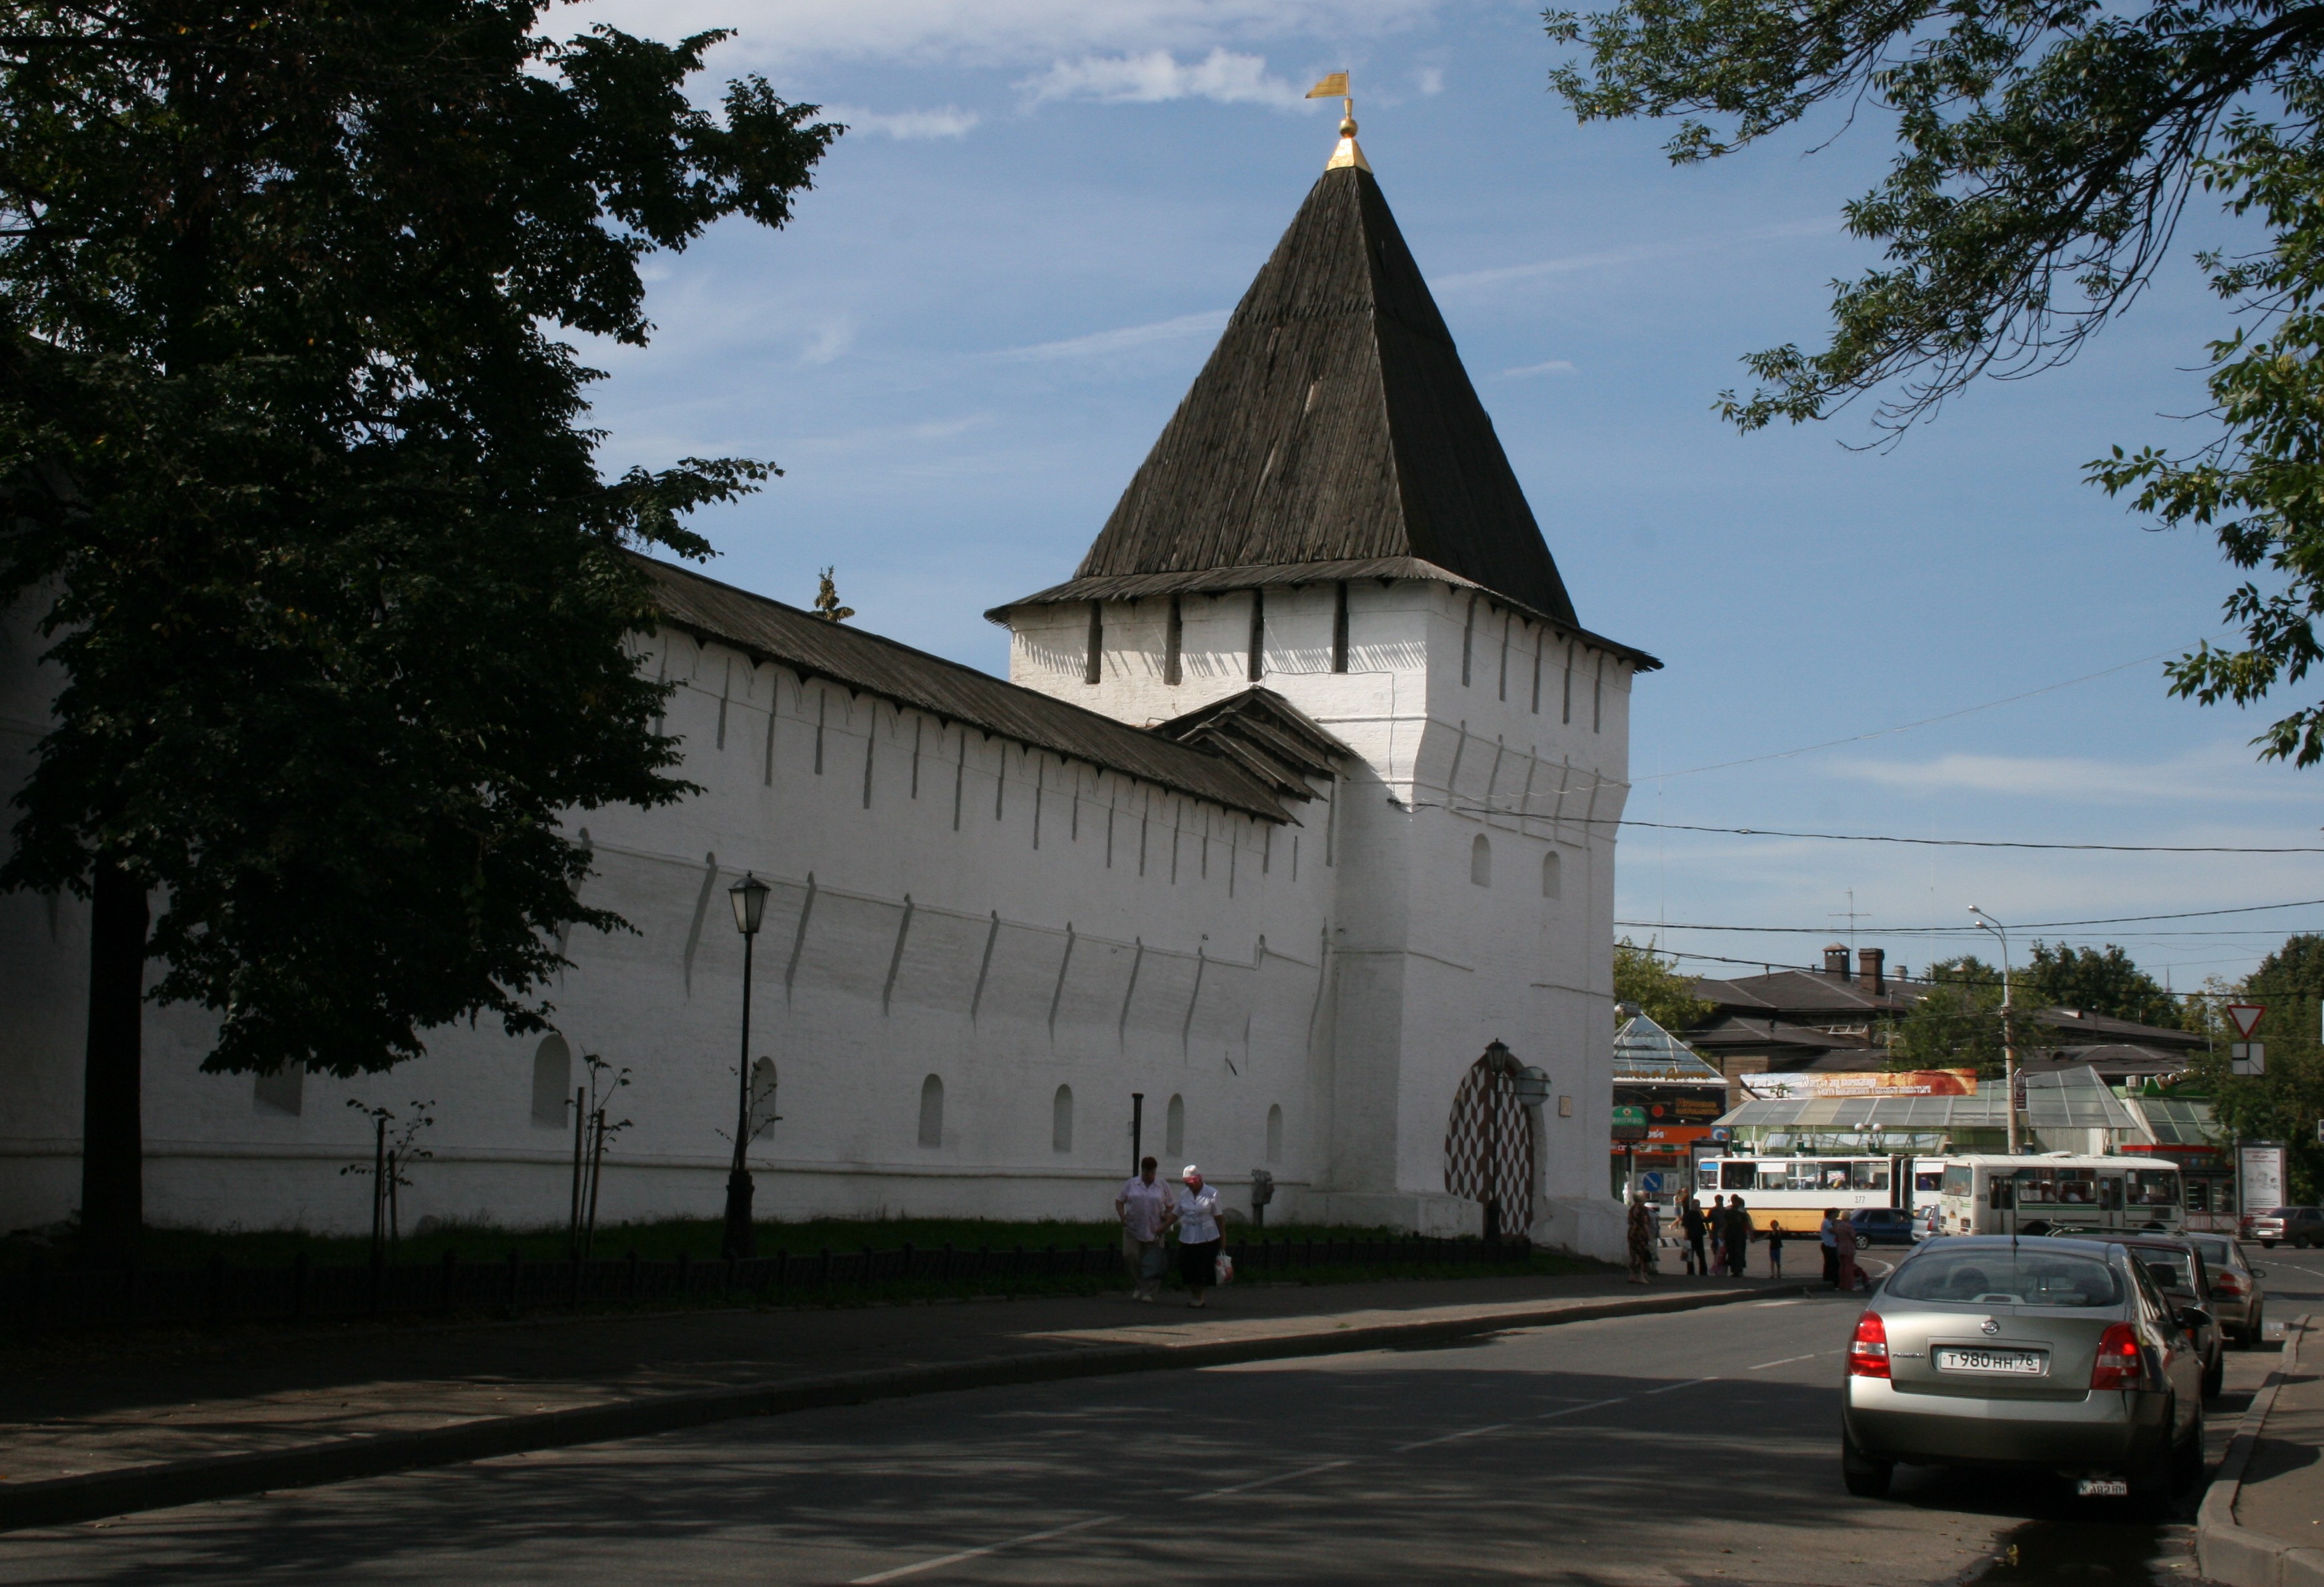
[[2056, 1169, 2097, 1205], [2098, 1176, 2123, 1212], [1757, 1164, 1791, 1191], [1851, 1163, 1890, 1191], [1720, 1162, 1757, 1191], [2130, 1170, 2178, 1207], [2014, 1167, 2056, 1204], [1943, 1165, 1972, 1198]]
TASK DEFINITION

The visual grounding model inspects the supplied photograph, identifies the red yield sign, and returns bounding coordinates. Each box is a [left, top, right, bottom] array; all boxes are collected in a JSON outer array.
[[2226, 1002, 2266, 1040]]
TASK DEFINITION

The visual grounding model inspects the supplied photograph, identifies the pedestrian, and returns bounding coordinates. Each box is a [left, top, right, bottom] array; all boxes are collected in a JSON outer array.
[[1171, 1165, 1223, 1309], [1709, 1194, 1728, 1276], [1766, 1219, 1785, 1279], [1627, 1194, 1659, 1284], [1116, 1156, 1169, 1301], [1725, 1195, 1751, 1279], [1819, 1207, 1841, 1289], [1835, 1210, 1861, 1293], [1681, 1195, 1708, 1277]]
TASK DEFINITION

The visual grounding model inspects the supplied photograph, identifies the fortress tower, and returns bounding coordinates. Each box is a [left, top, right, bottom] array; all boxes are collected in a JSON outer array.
[[993, 121, 1657, 1242]]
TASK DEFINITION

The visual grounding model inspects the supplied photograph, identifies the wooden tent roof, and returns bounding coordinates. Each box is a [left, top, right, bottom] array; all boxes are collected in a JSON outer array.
[[991, 162, 1653, 667]]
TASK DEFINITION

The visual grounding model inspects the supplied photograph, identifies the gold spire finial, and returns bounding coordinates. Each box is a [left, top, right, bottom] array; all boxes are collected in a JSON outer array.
[[1306, 72, 1370, 172]]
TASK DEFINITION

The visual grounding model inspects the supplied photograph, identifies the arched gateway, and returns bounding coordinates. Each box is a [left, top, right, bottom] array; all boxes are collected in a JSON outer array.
[[1443, 1040, 1535, 1239]]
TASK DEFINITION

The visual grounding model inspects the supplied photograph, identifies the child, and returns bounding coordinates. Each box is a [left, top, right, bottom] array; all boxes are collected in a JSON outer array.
[[1766, 1219, 1785, 1279]]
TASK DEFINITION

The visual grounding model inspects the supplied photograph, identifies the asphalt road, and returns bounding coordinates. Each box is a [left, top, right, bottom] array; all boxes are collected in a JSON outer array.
[[3, 1255, 2317, 1587]]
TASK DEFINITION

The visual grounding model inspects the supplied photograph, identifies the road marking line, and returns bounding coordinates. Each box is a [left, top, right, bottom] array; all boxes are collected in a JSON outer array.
[[1747, 1352, 1829, 1370], [1749, 1299, 1803, 1307], [849, 1515, 1113, 1583], [1639, 1376, 1719, 1395], [1392, 1423, 1510, 1454], [1534, 1396, 1630, 1420], [1192, 1459, 1354, 1498]]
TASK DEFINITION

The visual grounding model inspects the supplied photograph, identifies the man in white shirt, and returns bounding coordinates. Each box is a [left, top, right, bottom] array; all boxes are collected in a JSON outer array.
[[1116, 1156, 1168, 1301]]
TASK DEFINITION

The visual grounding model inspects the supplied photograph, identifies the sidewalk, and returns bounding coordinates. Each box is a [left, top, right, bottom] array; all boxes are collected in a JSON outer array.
[[2200, 1313, 2324, 1587], [0, 1267, 1805, 1532]]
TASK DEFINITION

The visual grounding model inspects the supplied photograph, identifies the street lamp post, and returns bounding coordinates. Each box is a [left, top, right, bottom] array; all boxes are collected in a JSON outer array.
[[723, 872, 770, 1259], [1969, 906, 2023, 1155]]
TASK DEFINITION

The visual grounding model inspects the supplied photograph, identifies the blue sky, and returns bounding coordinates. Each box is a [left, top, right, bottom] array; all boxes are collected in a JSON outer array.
[[563, 0, 2322, 996]]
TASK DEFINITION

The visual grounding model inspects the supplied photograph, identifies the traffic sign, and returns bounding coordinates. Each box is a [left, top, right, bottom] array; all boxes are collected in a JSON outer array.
[[2227, 1002, 2266, 1040], [2232, 1042, 2267, 1076], [1611, 1105, 1648, 1143]]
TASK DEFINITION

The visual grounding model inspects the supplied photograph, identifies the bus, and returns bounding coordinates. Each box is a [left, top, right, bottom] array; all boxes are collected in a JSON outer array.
[[1692, 1155, 1940, 1232], [1933, 1155, 2183, 1238]]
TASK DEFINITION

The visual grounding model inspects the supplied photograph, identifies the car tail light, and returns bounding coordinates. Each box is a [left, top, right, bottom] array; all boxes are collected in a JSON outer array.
[[2212, 1270, 2247, 1298], [1848, 1311, 1890, 1378], [2090, 1322, 2143, 1390]]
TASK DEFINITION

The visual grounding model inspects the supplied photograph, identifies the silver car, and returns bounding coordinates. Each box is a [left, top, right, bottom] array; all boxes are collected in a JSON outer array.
[[1841, 1235, 2208, 1501], [2186, 1233, 2267, 1348]]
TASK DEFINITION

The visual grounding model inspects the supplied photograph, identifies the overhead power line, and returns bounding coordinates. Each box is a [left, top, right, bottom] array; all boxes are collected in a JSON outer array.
[[1620, 897, 2324, 933], [1609, 820, 2324, 854]]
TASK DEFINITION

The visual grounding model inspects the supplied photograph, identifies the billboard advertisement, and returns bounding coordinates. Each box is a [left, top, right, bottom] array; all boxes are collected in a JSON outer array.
[[2239, 1141, 2287, 1215], [1739, 1069, 1979, 1101]]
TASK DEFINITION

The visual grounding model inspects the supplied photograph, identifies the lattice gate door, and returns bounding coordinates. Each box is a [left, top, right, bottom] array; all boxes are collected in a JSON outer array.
[[1442, 1043, 1535, 1237]]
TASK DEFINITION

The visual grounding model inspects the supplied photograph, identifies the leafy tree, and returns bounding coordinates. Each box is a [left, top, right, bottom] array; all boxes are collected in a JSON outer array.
[[0, 0, 838, 1261], [1545, 0, 2324, 761], [2021, 942, 2183, 1028], [1613, 938, 1717, 1032], [2197, 934, 2324, 1200], [1891, 956, 2010, 1076]]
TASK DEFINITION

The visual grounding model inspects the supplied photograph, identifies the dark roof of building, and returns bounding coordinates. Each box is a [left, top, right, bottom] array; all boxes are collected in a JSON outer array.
[[2020, 1044, 2197, 1080], [637, 555, 1340, 823], [1691, 969, 1918, 1020], [1683, 1014, 1869, 1055], [986, 163, 1656, 671], [2029, 1007, 2205, 1052]]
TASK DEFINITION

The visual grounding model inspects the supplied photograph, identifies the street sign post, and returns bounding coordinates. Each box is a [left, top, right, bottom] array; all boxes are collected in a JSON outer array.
[[2227, 1003, 2266, 1040]]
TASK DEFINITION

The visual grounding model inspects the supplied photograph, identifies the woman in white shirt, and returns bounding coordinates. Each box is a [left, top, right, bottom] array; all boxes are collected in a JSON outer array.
[[1170, 1165, 1223, 1308]]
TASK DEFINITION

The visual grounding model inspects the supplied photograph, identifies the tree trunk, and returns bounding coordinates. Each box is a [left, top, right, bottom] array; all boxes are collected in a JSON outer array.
[[80, 862, 147, 1265]]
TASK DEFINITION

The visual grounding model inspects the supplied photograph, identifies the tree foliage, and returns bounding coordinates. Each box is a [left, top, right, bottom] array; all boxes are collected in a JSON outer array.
[[1613, 938, 1719, 1031], [1546, 0, 2324, 760], [2197, 934, 2324, 1199], [2021, 941, 2184, 1027], [1891, 955, 2010, 1074], [0, 1, 840, 1077]]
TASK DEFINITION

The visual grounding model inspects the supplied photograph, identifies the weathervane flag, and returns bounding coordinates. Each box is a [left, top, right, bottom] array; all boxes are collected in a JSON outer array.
[[1306, 72, 1349, 99]]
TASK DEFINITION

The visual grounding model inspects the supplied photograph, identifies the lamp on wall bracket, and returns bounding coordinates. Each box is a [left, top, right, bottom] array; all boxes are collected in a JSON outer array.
[[722, 872, 772, 1258]]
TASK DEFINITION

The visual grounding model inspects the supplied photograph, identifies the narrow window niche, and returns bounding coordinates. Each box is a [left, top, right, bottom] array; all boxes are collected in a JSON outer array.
[[1053, 1084, 1075, 1153], [1084, 601, 1103, 685], [1246, 589, 1265, 683], [918, 1074, 945, 1149], [1165, 1092, 1186, 1159], [1470, 834, 1492, 888], [1265, 1103, 1284, 1163], [1461, 593, 1477, 685], [1542, 850, 1563, 900], [1165, 595, 1184, 687], [1331, 582, 1351, 673], [530, 1034, 571, 1128]]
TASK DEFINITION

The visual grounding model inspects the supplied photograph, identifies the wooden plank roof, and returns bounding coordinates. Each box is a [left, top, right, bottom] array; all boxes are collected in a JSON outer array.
[[635, 554, 1329, 823], [996, 162, 1621, 650]]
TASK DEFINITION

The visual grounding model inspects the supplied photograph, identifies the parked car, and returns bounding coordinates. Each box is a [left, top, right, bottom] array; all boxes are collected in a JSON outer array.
[[2050, 1232, 2225, 1397], [2247, 1207, 2324, 1249], [1841, 1235, 2209, 1503], [1850, 1208, 1923, 1247], [2185, 1233, 2267, 1349]]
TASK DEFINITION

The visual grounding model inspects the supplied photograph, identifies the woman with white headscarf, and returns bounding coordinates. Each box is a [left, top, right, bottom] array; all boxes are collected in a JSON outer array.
[[1169, 1165, 1223, 1308]]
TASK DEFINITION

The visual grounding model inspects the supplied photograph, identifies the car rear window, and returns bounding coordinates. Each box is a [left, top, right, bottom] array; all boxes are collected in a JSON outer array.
[[2136, 1253, 2197, 1292], [2191, 1237, 2233, 1265], [1887, 1248, 2123, 1307]]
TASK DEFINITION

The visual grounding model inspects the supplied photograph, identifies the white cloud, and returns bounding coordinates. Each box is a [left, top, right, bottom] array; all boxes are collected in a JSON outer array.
[[1018, 49, 1298, 106], [1436, 218, 1839, 294], [1829, 744, 2308, 805], [554, 1, 1439, 71], [1415, 64, 1444, 95], [827, 104, 980, 139], [995, 308, 1229, 361], [1502, 358, 1575, 377], [798, 315, 858, 366]]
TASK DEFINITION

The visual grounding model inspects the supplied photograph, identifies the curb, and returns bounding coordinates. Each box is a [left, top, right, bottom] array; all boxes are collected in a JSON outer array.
[[2198, 1313, 2324, 1587], [0, 1281, 1805, 1534]]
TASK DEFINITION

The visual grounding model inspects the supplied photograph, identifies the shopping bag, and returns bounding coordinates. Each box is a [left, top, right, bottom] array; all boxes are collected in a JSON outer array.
[[1214, 1251, 1235, 1286], [1139, 1241, 1169, 1281]]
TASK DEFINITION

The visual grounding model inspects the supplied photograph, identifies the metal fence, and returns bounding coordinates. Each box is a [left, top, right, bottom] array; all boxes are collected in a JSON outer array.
[[3, 1234, 1534, 1334]]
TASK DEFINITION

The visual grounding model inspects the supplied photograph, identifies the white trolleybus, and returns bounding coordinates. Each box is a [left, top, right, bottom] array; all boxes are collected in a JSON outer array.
[[1932, 1155, 2183, 1238], [1693, 1155, 1948, 1232]]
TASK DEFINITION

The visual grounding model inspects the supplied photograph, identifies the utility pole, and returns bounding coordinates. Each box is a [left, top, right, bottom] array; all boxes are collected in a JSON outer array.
[[1970, 907, 2022, 1155]]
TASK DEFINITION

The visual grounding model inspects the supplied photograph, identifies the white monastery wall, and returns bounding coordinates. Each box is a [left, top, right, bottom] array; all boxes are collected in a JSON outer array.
[[1, 597, 1354, 1239]]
